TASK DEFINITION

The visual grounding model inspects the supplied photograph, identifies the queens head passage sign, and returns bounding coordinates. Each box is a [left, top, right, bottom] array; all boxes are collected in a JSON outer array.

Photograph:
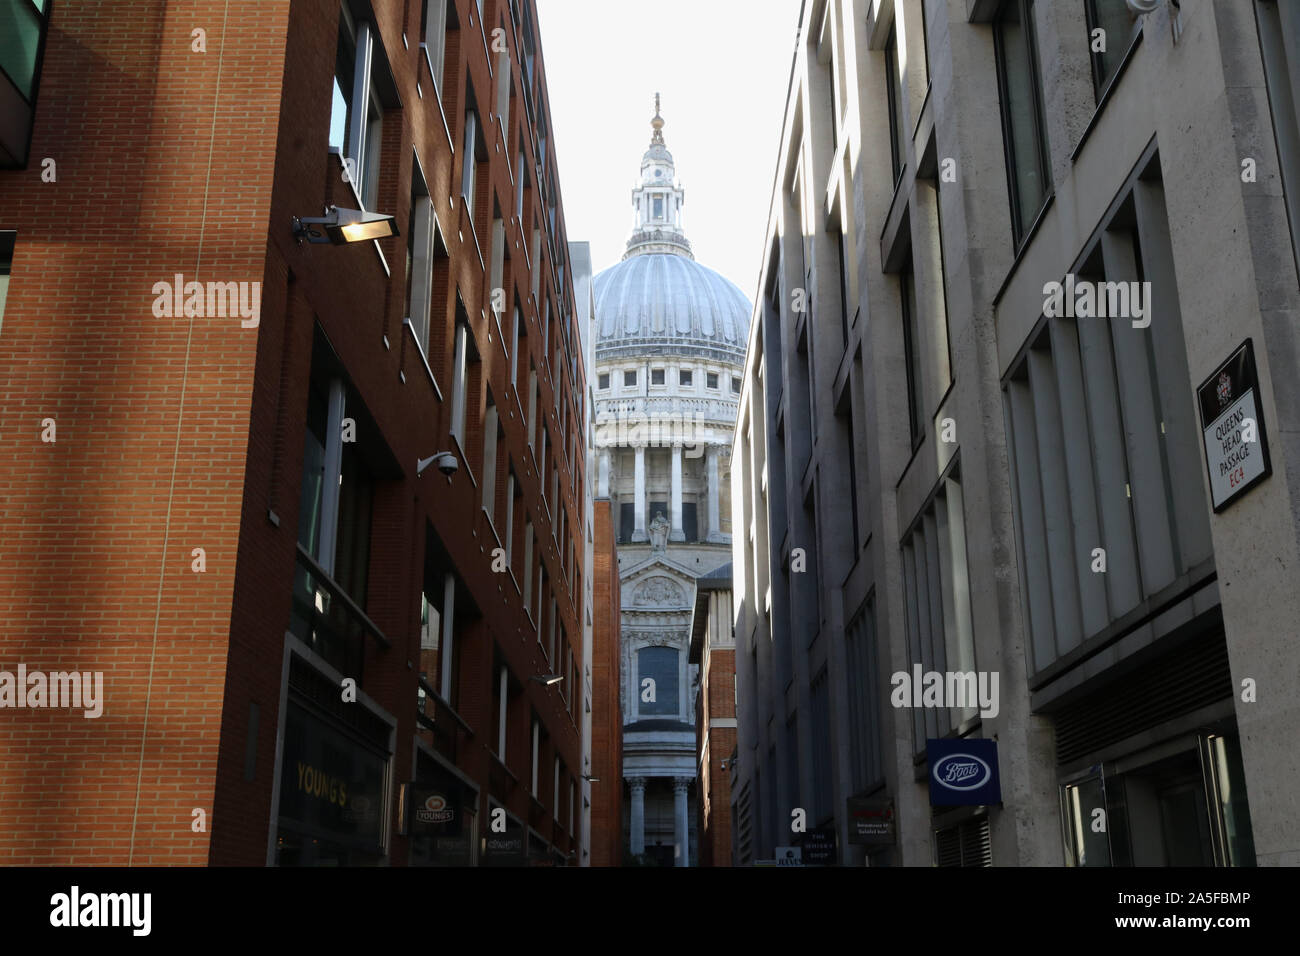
[[1198, 339, 1272, 512]]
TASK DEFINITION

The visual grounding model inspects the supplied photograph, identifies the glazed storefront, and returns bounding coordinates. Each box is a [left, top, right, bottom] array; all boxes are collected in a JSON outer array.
[[274, 652, 393, 865]]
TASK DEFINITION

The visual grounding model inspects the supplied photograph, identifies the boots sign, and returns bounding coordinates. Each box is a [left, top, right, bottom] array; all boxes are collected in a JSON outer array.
[[1197, 340, 1272, 513]]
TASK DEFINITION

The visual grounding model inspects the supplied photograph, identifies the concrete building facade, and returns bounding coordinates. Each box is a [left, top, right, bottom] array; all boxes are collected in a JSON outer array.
[[732, 0, 1300, 867], [0, 0, 597, 866]]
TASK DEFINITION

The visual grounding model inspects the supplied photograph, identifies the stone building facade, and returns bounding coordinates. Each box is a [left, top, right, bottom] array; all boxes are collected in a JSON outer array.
[[592, 99, 750, 865]]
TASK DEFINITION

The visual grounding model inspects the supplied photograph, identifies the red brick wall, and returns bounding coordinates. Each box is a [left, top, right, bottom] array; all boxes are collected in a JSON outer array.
[[0, 0, 592, 866], [697, 630, 734, 867], [0, 0, 290, 866], [589, 499, 622, 866]]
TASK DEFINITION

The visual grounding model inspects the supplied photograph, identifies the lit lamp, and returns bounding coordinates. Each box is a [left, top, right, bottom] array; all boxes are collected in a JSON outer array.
[[292, 205, 399, 245], [530, 674, 563, 686]]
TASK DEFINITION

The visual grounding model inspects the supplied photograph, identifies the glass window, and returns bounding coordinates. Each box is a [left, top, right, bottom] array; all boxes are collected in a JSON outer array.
[[450, 322, 469, 443], [994, 0, 1052, 245], [653, 196, 664, 220], [1086, 0, 1138, 99], [731, 376, 741, 394], [637, 646, 679, 716], [329, 14, 356, 155], [0, 231, 12, 334], [361, 95, 382, 210], [651, 368, 665, 385], [598, 372, 609, 390], [624, 369, 637, 387], [462, 110, 479, 213], [885, 24, 907, 183], [679, 369, 693, 386], [901, 265, 923, 446], [706, 372, 719, 389]]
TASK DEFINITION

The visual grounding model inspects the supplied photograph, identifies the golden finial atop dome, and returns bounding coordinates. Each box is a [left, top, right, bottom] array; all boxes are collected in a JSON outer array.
[[650, 92, 665, 144]]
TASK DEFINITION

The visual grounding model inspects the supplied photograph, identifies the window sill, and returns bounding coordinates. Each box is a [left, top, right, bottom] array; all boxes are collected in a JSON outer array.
[[402, 317, 444, 403]]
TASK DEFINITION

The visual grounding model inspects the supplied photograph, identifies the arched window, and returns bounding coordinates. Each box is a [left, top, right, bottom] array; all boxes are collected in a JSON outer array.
[[637, 646, 679, 716]]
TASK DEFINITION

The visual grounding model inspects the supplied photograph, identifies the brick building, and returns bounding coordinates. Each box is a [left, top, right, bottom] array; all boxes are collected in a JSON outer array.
[[689, 563, 734, 867], [0, 0, 596, 866], [588, 498, 624, 866]]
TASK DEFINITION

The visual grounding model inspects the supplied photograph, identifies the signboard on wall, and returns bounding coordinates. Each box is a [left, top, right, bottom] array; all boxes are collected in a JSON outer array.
[[798, 826, 837, 865], [277, 701, 387, 849], [1197, 339, 1272, 512], [846, 798, 896, 845], [927, 738, 1002, 807]]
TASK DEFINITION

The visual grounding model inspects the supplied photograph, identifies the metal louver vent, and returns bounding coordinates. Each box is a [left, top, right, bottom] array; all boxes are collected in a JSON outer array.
[[1051, 627, 1231, 765], [935, 816, 991, 867]]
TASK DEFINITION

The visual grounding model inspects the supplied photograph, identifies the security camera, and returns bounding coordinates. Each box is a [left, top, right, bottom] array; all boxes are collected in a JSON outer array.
[[417, 450, 458, 477]]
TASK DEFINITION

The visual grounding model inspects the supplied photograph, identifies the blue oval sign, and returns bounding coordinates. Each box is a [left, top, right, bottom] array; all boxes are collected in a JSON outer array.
[[932, 753, 992, 791]]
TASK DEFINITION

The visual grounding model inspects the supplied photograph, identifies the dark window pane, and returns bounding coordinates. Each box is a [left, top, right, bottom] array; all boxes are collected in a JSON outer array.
[[996, 0, 1050, 241], [638, 646, 679, 715], [0, 1, 43, 100], [1088, 0, 1137, 97], [682, 502, 698, 543], [886, 25, 907, 181]]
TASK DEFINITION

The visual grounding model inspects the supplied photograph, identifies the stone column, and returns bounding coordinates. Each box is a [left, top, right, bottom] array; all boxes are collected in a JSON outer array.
[[672, 777, 691, 867], [706, 445, 721, 541], [597, 450, 610, 498], [629, 776, 647, 857], [632, 445, 647, 542], [670, 444, 685, 541]]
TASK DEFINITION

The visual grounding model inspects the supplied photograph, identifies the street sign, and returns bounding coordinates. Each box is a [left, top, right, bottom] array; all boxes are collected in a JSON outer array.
[[1197, 339, 1272, 512]]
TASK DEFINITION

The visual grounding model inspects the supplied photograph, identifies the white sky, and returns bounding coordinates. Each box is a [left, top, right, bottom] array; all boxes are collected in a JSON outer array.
[[536, 0, 804, 307]]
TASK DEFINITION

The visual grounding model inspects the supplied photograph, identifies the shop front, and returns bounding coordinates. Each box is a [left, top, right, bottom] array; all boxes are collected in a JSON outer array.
[[480, 803, 526, 867], [274, 657, 392, 866], [1051, 624, 1256, 867], [408, 748, 478, 866]]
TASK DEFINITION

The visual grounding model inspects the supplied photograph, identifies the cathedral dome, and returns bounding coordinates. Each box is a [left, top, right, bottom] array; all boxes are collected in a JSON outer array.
[[593, 254, 750, 364], [593, 95, 751, 366]]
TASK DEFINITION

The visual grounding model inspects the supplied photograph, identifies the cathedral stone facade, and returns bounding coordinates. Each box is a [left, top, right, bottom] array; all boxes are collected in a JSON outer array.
[[592, 98, 749, 866]]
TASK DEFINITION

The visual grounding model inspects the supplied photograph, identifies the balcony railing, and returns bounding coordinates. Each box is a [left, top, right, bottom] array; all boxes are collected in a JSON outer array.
[[415, 675, 474, 763], [289, 543, 390, 685]]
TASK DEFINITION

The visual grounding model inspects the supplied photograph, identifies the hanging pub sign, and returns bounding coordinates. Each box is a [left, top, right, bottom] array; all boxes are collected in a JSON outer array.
[[1197, 339, 1272, 512], [927, 738, 1001, 807]]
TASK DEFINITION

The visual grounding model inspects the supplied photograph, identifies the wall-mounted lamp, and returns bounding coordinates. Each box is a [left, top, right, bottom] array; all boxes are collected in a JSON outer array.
[[530, 674, 563, 686], [292, 205, 399, 245]]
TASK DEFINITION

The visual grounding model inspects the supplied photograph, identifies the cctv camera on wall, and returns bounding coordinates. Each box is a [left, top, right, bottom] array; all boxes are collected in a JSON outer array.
[[417, 450, 458, 477]]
